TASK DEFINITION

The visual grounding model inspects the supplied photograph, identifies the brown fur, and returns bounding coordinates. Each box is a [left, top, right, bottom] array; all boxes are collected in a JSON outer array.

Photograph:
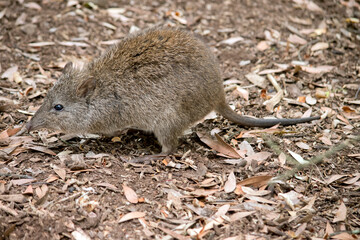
[[26, 27, 319, 154]]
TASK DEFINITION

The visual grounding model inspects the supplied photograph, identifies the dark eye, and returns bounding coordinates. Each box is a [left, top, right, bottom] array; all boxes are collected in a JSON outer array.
[[54, 104, 64, 111]]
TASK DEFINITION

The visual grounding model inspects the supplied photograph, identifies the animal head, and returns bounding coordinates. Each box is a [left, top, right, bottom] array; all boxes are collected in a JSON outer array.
[[26, 62, 97, 134]]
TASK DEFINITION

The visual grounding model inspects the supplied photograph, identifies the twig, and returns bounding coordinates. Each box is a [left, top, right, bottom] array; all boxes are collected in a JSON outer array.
[[267, 74, 282, 92], [298, 39, 319, 61], [264, 135, 360, 183], [355, 85, 360, 99], [46, 192, 82, 211], [0, 173, 34, 179], [57, 192, 82, 203], [284, 23, 305, 38]]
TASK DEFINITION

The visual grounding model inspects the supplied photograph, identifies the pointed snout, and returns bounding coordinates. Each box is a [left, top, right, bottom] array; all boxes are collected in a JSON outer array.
[[25, 121, 33, 132]]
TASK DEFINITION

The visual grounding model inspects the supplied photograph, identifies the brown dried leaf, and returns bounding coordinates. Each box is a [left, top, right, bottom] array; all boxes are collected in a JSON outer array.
[[306, 1, 323, 12], [1, 66, 18, 79], [342, 106, 356, 113], [348, 153, 360, 159], [288, 149, 308, 164], [343, 173, 360, 185], [325, 175, 347, 184], [331, 232, 357, 240], [0, 194, 28, 203], [11, 179, 35, 186], [123, 184, 138, 204], [35, 184, 48, 199], [188, 216, 225, 237], [107, 8, 129, 21], [230, 211, 255, 221], [0, 127, 22, 140], [0, 143, 21, 155], [7, 128, 22, 137], [224, 172, 236, 193], [293, 0, 323, 12], [23, 144, 56, 156], [246, 195, 277, 204], [288, 34, 307, 45], [46, 174, 59, 183], [320, 136, 332, 146], [197, 132, 240, 159], [325, 221, 334, 236], [238, 125, 280, 138], [301, 65, 334, 74], [0, 8, 6, 20], [296, 142, 310, 150], [71, 227, 91, 240], [167, 191, 182, 209], [302, 108, 313, 118], [213, 204, 230, 219], [301, 196, 316, 210], [190, 188, 219, 197], [241, 186, 271, 196], [346, 100, 360, 105], [0, 202, 18, 216], [256, 41, 270, 51], [219, 36, 244, 45], [245, 152, 272, 163], [279, 191, 302, 210], [289, 16, 312, 25], [245, 73, 267, 88], [278, 152, 286, 166], [258, 68, 288, 75], [15, 12, 27, 25], [23, 185, 33, 195], [24, 2, 42, 10], [236, 175, 272, 189], [96, 183, 118, 191], [333, 201, 347, 222], [232, 86, 249, 101], [311, 42, 329, 52], [53, 166, 66, 180], [337, 114, 350, 125], [294, 223, 307, 238], [118, 211, 145, 223]]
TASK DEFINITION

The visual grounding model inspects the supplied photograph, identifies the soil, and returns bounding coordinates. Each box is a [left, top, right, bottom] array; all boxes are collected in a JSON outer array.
[[1, 0, 360, 239]]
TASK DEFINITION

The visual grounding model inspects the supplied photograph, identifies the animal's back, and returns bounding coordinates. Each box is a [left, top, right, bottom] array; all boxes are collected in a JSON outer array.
[[88, 27, 225, 132]]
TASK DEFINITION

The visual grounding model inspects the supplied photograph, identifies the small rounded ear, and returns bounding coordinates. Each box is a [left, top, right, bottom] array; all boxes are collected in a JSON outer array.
[[62, 62, 73, 74], [76, 78, 96, 98]]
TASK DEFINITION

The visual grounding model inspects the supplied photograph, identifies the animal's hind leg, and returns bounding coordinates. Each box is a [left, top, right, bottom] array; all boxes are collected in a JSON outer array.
[[154, 126, 183, 154], [128, 124, 184, 164]]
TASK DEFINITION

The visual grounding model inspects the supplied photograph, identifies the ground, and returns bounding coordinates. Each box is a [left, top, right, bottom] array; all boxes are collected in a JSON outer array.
[[1, 0, 360, 239]]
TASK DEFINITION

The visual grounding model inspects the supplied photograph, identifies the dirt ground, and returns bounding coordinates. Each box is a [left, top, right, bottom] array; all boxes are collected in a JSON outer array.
[[1, 0, 360, 239]]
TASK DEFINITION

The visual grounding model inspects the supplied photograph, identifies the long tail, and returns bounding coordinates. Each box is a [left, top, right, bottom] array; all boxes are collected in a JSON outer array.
[[216, 104, 320, 127]]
